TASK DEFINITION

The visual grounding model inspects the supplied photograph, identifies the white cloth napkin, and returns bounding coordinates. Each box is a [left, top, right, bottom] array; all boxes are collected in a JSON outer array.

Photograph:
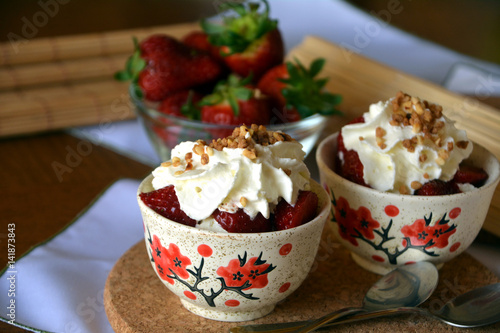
[[2, 1, 500, 332], [0, 179, 143, 332]]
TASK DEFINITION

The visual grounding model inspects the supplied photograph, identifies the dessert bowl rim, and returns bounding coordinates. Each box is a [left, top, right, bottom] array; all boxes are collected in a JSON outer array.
[[316, 131, 500, 199], [137, 174, 330, 238]]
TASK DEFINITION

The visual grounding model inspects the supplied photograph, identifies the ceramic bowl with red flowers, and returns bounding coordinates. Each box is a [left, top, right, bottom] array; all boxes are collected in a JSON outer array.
[[316, 133, 500, 275], [137, 174, 330, 322]]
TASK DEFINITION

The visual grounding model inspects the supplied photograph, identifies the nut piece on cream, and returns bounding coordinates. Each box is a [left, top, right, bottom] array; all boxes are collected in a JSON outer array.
[[151, 125, 311, 221], [340, 92, 473, 194]]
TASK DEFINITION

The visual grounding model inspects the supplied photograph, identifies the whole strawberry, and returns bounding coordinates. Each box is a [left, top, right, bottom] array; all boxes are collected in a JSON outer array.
[[201, 0, 284, 81], [158, 90, 202, 119], [115, 35, 224, 101], [415, 180, 461, 196], [199, 74, 271, 137], [258, 58, 342, 122]]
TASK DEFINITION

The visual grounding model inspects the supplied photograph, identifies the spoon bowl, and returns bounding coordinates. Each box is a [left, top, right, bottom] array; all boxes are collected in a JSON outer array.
[[433, 282, 500, 327]]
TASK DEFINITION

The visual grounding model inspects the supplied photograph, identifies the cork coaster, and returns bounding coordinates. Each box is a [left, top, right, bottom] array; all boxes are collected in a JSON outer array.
[[104, 232, 500, 333]]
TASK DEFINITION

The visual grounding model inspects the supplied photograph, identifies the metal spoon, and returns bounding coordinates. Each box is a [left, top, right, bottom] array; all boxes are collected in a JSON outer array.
[[294, 282, 500, 331], [230, 261, 439, 333]]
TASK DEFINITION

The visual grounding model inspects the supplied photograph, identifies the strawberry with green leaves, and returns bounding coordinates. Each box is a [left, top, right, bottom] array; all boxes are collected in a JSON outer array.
[[115, 35, 224, 101], [258, 58, 342, 122], [200, 74, 270, 130], [201, 0, 284, 81], [152, 90, 203, 148]]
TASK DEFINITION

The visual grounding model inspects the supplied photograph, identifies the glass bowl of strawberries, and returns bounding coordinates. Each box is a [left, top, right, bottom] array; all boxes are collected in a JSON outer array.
[[316, 92, 500, 275], [118, 0, 341, 161]]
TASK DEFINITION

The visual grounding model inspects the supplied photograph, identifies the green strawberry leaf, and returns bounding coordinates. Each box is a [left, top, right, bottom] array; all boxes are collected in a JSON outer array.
[[180, 91, 201, 121], [201, 0, 277, 55], [114, 37, 146, 83], [198, 74, 254, 116], [279, 58, 343, 119]]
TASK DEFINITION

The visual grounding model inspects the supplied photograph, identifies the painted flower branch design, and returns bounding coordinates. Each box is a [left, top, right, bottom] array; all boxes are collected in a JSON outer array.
[[328, 187, 460, 265], [147, 229, 276, 307]]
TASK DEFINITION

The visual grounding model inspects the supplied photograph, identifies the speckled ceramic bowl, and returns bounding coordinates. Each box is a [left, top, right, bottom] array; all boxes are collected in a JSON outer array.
[[317, 133, 500, 275], [137, 175, 330, 322]]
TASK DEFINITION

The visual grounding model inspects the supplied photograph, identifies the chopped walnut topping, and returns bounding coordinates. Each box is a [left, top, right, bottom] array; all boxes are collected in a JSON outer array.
[[240, 196, 248, 207], [206, 146, 214, 156], [195, 187, 202, 193], [447, 142, 454, 151], [283, 168, 292, 176], [208, 124, 295, 159], [193, 144, 204, 156], [185, 162, 193, 171], [456, 140, 469, 149], [359, 136, 364, 141], [172, 157, 181, 168], [201, 153, 209, 165], [242, 149, 257, 160], [174, 170, 184, 176], [390, 91, 448, 148], [402, 138, 417, 153], [423, 173, 430, 179], [419, 153, 428, 162], [399, 185, 410, 195], [161, 161, 172, 167], [411, 181, 422, 190]]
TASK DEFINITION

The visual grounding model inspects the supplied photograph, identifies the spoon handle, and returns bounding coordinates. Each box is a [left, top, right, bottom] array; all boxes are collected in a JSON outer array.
[[293, 307, 366, 333], [229, 307, 428, 332], [229, 307, 364, 333]]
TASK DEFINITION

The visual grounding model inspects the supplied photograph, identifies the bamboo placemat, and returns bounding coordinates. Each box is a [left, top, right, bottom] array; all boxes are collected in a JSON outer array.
[[0, 22, 200, 137]]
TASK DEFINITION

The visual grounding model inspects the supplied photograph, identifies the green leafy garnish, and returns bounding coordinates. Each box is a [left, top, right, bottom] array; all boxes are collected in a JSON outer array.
[[180, 91, 202, 121], [114, 37, 146, 98], [199, 74, 253, 115], [280, 58, 343, 118], [201, 0, 277, 55]]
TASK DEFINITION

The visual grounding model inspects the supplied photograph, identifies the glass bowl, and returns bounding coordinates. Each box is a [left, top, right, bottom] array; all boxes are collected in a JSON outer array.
[[130, 85, 328, 161]]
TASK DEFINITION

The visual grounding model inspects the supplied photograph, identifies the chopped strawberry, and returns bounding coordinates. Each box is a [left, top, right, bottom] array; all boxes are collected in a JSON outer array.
[[452, 164, 488, 187], [158, 90, 202, 119], [415, 180, 461, 196], [116, 35, 224, 101], [200, 74, 270, 137], [140, 186, 197, 227], [201, 0, 283, 81], [258, 58, 342, 122], [339, 150, 369, 188], [213, 209, 272, 233], [274, 191, 318, 231], [336, 116, 369, 187]]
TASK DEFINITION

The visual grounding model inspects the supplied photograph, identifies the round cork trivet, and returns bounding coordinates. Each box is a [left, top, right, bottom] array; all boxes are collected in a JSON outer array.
[[104, 231, 500, 333]]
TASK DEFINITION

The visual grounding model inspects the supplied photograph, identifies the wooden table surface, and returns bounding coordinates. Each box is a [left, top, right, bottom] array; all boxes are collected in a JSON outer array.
[[1, 1, 499, 332]]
